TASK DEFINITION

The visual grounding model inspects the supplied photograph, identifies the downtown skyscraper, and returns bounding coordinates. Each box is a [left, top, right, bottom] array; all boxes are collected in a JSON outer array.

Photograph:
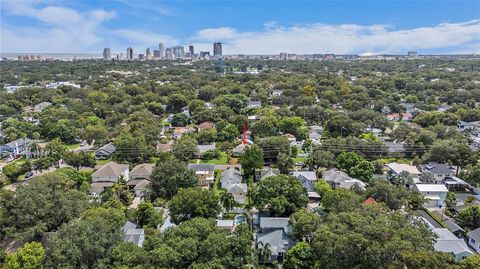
[[126, 47, 133, 60], [213, 42, 222, 58], [159, 43, 164, 58], [103, 48, 111, 60]]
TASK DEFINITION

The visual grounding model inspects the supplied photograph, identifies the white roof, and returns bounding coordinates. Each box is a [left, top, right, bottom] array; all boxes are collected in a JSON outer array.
[[415, 184, 448, 193], [216, 219, 234, 227], [386, 162, 420, 175]]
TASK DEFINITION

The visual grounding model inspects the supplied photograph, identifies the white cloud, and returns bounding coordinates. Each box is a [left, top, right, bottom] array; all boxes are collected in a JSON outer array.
[[0, 1, 115, 52], [190, 20, 480, 54]]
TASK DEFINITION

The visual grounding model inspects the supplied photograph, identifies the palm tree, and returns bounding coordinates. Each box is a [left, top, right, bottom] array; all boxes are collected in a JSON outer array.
[[260, 243, 272, 264], [220, 191, 236, 213]]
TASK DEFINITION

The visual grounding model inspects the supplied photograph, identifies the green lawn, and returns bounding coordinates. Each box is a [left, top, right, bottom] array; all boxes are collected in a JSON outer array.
[[96, 159, 111, 166], [200, 152, 229, 165], [294, 157, 306, 163], [212, 170, 225, 196], [66, 143, 81, 150]]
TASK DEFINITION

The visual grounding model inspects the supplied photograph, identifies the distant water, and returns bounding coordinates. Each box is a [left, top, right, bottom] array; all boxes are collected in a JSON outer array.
[[0, 53, 102, 60]]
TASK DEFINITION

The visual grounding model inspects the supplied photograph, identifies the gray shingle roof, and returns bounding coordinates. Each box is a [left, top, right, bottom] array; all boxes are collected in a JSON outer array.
[[467, 227, 480, 241], [422, 162, 453, 175], [188, 163, 215, 172], [260, 217, 290, 230], [92, 161, 128, 178], [257, 229, 294, 256], [130, 163, 154, 179], [221, 168, 242, 183], [95, 142, 116, 155]]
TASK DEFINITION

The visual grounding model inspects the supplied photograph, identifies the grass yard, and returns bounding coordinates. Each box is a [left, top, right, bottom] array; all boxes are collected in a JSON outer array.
[[212, 169, 225, 196], [95, 159, 111, 166], [200, 152, 229, 165], [66, 143, 81, 150]]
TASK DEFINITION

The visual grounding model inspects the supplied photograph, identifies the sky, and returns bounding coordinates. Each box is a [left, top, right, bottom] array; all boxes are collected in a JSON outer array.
[[1, 0, 479, 55]]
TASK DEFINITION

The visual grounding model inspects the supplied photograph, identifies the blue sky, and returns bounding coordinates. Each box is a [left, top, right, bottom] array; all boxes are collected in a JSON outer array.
[[1, 0, 479, 54]]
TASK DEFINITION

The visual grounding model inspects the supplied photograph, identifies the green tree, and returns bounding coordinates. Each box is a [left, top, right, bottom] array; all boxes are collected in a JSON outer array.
[[63, 151, 95, 170], [168, 188, 221, 224], [5, 242, 45, 269], [458, 206, 480, 230], [315, 179, 332, 197], [457, 254, 480, 269], [445, 192, 457, 211], [284, 242, 314, 269], [277, 152, 294, 174], [220, 191, 236, 213], [310, 206, 437, 269], [306, 150, 335, 172], [149, 158, 198, 200], [82, 124, 107, 145], [45, 208, 125, 268], [134, 202, 164, 229], [278, 116, 307, 140], [240, 144, 264, 179], [250, 175, 308, 217], [322, 188, 362, 212], [289, 209, 321, 241], [171, 137, 198, 161], [114, 132, 154, 163], [107, 242, 150, 268], [171, 113, 189, 127], [420, 171, 436, 184], [0, 172, 89, 242]]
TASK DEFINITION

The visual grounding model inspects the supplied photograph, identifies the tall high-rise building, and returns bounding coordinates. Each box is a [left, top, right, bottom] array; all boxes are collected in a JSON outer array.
[[146, 48, 152, 60], [213, 42, 222, 58], [159, 43, 164, 58], [165, 48, 173, 60], [153, 50, 160, 58], [103, 48, 111, 60], [126, 47, 133, 60], [189, 45, 194, 58], [172, 46, 185, 59], [279, 52, 287, 60]]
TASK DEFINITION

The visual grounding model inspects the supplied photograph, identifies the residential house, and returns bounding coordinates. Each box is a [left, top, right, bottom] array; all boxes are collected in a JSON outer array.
[[127, 163, 154, 197], [292, 171, 320, 200], [308, 125, 324, 135], [188, 164, 215, 188], [197, 121, 215, 131], [248, 100, 262, 109], [362, 127, 383, 138], [232, 143, 246, 157], [385, 162, 421, 183], [90, 161, 129, 194], [467, 227, 480, 253], [255, 167, 280, 181], [95, 142, 116, 160], [272, 90, 283, 97], [414, 183, 448, 208], [173, 126, 195, 139], [308, 131, 321, 142], [0, 138, 34, 157], [386, 113, 413, 121], [220, 167, 242, 188], [225, 183, 248, 204], [454, 199, 480, 215], [322, 168, 366, 191], [458, 121, 480, 135], [122, 221, 145, 247], [157, 140, 173, 152], [248, 115, 261, 122], [33, 102, 52, 113], [256, 217, 295, 263], [420, 162, 454, 183], [432, 228, 474, 261], [197, 143, 216, 158]]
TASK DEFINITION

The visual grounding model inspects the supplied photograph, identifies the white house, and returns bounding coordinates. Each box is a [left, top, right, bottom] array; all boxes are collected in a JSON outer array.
[[420, 162, 454, 183], [467, 227, 480, 253], [433, 228, 474, 261], [385, 162, 421, 182], [414, 183, 448, 208], [225, 183, 248, 204]]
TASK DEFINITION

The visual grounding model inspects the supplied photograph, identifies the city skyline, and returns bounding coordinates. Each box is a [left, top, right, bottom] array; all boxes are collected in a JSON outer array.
[[1, 0, 479, 54]]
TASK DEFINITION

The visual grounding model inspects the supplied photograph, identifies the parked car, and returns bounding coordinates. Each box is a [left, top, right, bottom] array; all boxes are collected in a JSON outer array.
[[25, 171, 34, 179]]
